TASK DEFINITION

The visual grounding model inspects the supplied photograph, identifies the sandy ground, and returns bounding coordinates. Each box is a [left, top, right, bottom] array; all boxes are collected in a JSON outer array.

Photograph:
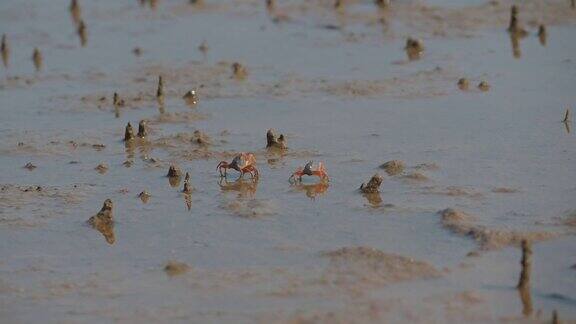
[[1, 0, 575, 323]]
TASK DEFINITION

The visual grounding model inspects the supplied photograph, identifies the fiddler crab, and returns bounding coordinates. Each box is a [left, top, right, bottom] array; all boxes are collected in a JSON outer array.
[[217, 152, 259, 179], [289, 161, 329, 183]]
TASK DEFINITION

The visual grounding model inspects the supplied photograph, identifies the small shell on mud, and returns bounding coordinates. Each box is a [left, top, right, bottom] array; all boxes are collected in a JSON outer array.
[[182, 172, 192, 194], [164, 261, 190, 276], [138, 191, 151, 203], [32, 48, 43, 72], [137, 120, 147, 138], [95, 163, 109, 174], [232, 62, 248, 79], [405, 38, 424, 60], [183, 90, 199, 105], [266, 129, 287, 150], [360, 174, 383, 193], [167, 164, 182, 178], [124, 122, 135, 141], [23, 162, 37, 170], [478, 81, 490, 92], [132, 47, 143, 56], [457, 78, 469, 90]]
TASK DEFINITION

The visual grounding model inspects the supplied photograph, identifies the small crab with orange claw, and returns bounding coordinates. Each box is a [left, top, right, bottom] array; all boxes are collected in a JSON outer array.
[[289, 161, 329, 183], [217, 152, 259, 179]]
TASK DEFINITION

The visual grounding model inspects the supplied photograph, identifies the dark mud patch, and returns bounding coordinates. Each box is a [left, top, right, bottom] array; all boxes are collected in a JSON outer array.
[[439, 208, 558, 250]]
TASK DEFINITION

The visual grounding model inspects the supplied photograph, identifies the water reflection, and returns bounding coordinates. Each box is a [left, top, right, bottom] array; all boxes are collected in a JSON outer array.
[[32, 48, 42, 72], [405, 38, 424, 61], [362, 192, 383, 208], [157, 102, 166, 114], [87, 199, 115, 245], [563, 120, 571, 134], [266, 149, 287, 168], [69, 0, 81, 27], [517, 240, 533, 317], [124, 141, 135, 165], [138, 191, 151, 204], [538, 25, 547, 46], [183, 192, 192, 211], [509, 33, 522, 59], [518, 284, 533, 317], [77, 20, 87, 47], [291, 182, 329, 200], [92, 220, 115, 244], [219, 178, 259, 198], [1, 34, 9, 68], [168, 175, 181, 188], [198, 40, 209, 60]]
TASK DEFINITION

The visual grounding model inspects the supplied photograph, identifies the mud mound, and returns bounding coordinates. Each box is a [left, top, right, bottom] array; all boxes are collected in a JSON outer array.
[[164, 261, 191, 277], [439, 208, 557, 250], [320, 247, 440, 291], [402, 172, 429, 182], [379, 160, 405, 176]]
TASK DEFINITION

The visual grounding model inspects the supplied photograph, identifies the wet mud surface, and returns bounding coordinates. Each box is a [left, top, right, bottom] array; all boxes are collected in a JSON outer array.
[[1, 0, 575, 322]]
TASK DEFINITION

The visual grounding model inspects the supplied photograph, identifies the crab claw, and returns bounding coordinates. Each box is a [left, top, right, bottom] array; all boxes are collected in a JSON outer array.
[[289, 167, 304, 183], [302, 161, 314, 176]]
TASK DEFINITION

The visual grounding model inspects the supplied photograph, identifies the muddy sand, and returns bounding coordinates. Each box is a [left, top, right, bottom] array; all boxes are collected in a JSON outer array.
[[1, 0, 575, 322]]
